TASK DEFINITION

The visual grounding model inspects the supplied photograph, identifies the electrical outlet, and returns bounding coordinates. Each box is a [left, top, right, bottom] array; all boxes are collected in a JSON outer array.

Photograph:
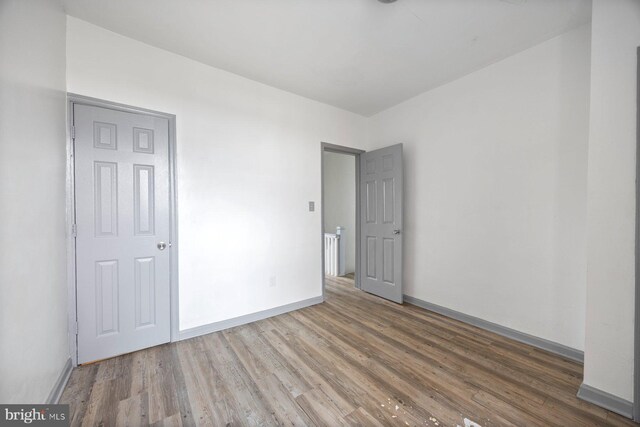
[[269, 276, 277, 288], [308, 201, 315, 212]]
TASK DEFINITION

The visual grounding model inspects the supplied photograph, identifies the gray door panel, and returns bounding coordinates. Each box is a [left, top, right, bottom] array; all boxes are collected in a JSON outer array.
[[74, 104, 171, 363], [360, 144, 403, 303]]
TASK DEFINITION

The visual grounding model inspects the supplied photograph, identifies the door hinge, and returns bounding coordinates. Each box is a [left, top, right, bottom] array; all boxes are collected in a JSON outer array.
[[71, 223, 77, 238], [70, 125, 76, 140], [73, 321, 78, 335]]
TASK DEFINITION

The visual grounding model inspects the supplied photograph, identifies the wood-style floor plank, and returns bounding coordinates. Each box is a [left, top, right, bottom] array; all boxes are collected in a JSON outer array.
[[61, 275, 637, 426]]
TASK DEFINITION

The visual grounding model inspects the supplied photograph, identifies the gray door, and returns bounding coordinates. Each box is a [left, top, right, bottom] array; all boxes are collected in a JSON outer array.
[[74, 104, 171, 364], [360, 144, 403, 303]]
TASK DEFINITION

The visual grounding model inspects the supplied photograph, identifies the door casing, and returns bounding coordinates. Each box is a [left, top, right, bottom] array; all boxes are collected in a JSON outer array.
[[321, 142, 365, 299], [633, 46, 640, 422], [66, 93, 179, 366]]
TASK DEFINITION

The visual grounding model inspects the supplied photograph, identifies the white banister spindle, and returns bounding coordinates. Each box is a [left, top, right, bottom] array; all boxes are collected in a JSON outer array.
[[336, 226, 346, 276], [324, 226, 346, 277]]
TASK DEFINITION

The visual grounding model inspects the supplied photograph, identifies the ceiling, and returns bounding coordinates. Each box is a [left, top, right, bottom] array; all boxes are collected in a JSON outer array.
[[63, 0, 591, 116]]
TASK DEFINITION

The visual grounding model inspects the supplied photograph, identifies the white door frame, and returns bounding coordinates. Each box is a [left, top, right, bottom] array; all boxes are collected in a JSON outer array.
[[320, 142, 365, 299], [66, 94, 179, 366]]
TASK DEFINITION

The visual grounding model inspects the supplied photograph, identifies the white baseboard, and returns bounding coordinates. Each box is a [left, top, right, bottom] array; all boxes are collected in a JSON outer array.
[[178, 296, 324, 341]]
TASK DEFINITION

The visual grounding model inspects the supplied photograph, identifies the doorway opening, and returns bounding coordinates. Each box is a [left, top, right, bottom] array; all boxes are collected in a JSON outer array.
[[321, 143, 364, 297], [321, 142, 405, 303]]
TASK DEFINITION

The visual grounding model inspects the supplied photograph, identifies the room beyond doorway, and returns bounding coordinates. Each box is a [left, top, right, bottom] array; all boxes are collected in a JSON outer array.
[[320, 143, 364, 297], [324, 152, 356, 277]]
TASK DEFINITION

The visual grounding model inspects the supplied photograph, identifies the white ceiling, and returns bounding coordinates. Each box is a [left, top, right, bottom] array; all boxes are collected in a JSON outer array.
[[63, 0, 591, 116]]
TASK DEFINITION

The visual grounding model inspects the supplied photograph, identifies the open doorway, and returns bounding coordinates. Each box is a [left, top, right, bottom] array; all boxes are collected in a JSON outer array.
[[321, 141, 404, 303], [321, 143, 364, 297]]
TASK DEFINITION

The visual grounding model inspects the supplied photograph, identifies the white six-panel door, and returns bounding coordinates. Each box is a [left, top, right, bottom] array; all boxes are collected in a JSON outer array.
[[360, 144, 403, 303], [74, 104, 171, 364]]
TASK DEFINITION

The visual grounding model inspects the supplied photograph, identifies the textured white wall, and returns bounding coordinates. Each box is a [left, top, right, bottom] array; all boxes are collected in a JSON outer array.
[[583, 0, 640, 402], [66, 17, 367, 331], [0, 0, 69, 403], [366, 25, 591, 351], [323, 151, 356, 274]]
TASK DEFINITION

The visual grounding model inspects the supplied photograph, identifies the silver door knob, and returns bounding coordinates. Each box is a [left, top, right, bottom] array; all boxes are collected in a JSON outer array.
[[393, 229, 401, 235], [157, 242, 167, 250]]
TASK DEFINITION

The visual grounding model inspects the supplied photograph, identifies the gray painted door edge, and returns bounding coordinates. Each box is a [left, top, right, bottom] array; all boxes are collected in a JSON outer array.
[[634, 46, 640, 422], [66, 93, 179, 366]]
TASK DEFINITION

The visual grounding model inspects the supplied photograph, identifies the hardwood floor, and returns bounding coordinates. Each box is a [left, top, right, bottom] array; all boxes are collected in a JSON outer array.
[[61, 275, 636, 426]]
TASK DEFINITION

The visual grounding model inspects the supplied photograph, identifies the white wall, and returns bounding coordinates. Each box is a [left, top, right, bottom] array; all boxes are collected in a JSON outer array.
[[323, 151, 356, 274], [0, 0, 69, 403], [366, 25, 591, 351], [66, 17, 367, 331], [583, 0, 640, 402]]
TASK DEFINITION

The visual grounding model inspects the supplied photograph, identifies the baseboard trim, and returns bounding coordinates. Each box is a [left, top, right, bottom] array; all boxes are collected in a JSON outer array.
[[46, 357, 73, 404], [403, 295, 584, 363], [577, 383, 633, 419], [178, 296, 324, 341]]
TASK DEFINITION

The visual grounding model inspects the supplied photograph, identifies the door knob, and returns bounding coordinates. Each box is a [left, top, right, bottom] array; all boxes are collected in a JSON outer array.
[[393, 229, 401, 235], [157, 242, 167, 250]]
